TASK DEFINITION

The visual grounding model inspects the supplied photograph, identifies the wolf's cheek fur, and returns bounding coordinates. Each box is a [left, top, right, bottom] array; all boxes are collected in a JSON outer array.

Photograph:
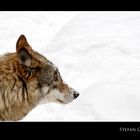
[[39, 87, 75, 104]]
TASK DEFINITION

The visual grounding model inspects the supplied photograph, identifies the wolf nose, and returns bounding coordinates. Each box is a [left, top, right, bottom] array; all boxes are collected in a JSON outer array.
[[73, 92, 79, 99]]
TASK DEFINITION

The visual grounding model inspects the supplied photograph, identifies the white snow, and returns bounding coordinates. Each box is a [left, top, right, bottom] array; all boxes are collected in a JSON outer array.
[[1, 11, 140, 121]]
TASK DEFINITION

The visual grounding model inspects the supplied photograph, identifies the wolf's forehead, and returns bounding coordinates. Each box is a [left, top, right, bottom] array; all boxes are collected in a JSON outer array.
[[34, 51, 48, 63], [35, 51, 57, 70]]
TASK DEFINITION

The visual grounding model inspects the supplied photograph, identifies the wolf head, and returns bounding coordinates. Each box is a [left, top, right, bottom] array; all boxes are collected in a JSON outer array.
[[16, 35, 79, 104]]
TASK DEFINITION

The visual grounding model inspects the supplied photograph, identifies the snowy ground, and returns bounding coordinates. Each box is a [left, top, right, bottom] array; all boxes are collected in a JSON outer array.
[[1, 11, 140, 121]]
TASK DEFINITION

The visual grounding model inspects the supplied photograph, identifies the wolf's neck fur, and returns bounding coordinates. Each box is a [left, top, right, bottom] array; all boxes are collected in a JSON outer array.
[[0, 53, 40, 121]]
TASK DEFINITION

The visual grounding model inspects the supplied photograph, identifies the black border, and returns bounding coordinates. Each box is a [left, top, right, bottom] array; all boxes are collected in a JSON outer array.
[[1, 122, 140, 137], [0, 0, 140, 11]]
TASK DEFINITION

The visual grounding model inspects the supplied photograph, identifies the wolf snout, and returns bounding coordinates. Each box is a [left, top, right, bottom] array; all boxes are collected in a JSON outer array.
[[73, 91, 79, 99]]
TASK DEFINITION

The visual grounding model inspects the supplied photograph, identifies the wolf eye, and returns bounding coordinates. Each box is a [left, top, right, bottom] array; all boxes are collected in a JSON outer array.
[[54, 70, 61, 82]]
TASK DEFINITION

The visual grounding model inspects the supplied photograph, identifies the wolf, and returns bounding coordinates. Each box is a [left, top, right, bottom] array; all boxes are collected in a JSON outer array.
[[0, 35, 79, 121]]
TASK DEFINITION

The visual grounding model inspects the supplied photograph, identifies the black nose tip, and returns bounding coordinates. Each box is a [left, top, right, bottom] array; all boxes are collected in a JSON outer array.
[[73, 92, 79, 99]]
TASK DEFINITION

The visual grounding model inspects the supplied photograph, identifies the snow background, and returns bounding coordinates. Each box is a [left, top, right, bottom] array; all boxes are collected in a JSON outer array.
[[1, 11, 140, 121]]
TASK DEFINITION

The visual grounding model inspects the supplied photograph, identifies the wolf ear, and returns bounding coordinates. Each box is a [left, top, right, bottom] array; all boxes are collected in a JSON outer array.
[[16, 35, 29, 49], [17, 48, 31, 66], [16, 35, 32, 67]]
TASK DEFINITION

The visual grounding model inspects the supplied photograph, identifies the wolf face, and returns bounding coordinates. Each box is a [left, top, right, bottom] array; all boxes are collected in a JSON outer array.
[[16, 35, 79, 104], [38, 64, 79, 104]]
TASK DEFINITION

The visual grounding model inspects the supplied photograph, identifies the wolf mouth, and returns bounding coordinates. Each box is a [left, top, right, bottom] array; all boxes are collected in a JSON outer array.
[[56, 99, 64, 103]]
